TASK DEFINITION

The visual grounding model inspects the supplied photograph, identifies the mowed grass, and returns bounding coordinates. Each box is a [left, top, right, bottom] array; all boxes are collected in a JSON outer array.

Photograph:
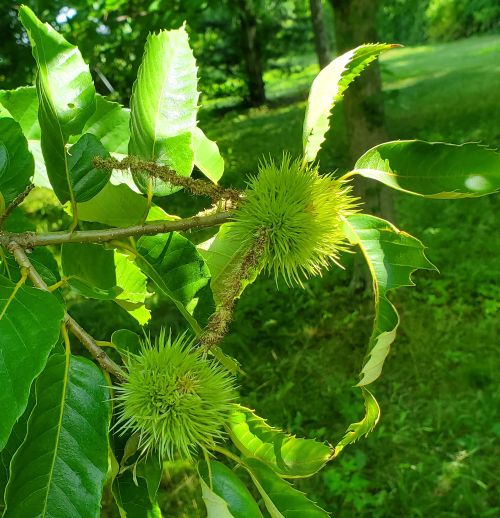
[[192, 35, 500, 517]]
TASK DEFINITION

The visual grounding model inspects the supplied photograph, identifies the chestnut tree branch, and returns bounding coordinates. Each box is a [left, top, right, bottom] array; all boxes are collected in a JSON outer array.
[[7, 241, 127, 382], [0, 210, 233, 248]]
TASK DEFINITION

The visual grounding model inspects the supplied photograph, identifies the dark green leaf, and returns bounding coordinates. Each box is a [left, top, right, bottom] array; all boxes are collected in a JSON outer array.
[[111, 329, 142, 356], [129, 27, 198, 196], [0, 114, 34, 206], [0, 87, 48, 188], [303, 43, 397, 162], [333, 387, 380, 457], [135, 233, 211, 333], [344, 214, 436, 385], [245, 458, 329, 517], [68, 133, 110, 202], [135, 455, 163, 503], [199, 460, 263, 518], [199, 476, 235, 518], [113, 471, 162, 518], [353, 140, 500, 198], [0, 388, 35, 509], [61, 243, 122, 300], [4, 354, 110, 517], [227, 406, 332, 478], [0, 274, 64, 450], [19, 6, 96, 202]]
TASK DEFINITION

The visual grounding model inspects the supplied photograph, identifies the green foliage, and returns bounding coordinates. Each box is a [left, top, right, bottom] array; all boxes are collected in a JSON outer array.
[[199, 460, 263, 518], [344, 214, 436, 386], [303, 43, 396, 163], [0, 275, 64, 449], [0, 8, 498, 517], [378, 0, 500, 44], [353, 140, 500, 198], [0, 114, 33, 207], [129, 28, 198, 196], [245, 458, 329, 517], [4, 354, 110, 517], [19, 5, 96, 204], [227, 406, 332, 478], [134, 233, 212, 334], [68, 133, 111, 202]]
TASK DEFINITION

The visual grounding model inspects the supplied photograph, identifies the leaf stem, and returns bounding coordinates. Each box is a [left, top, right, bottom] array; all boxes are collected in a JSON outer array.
[[0, 184, 35, 229], [6, 241, 127, 382], [209, 444, 243, 465]]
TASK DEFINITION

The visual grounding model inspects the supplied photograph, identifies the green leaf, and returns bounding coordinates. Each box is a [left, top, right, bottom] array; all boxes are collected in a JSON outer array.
[[303, 43, 396, 163], [198, 223, 251, 305], [135, 455, 163, 503], [245, 458, 329, 518], [352, 140, 500, 198], [0, 88, 129, 190], [0, 87, 39, 141], [19, 6, 96, 203], [333, 387, 380, 457], [0, 115, 34, 206], [114, 251, 151, 325], [129, 27, 198, 196], [199, 476, 235, 518], [111, 329, 142, 356], [4, 354, 110, 517], [0, 274, 64, 450], [2, 247, 60, 289], [227, 406, 332, 478], [0, 87, 46, 188], [75, 182, 147, 227], [78, 94, 130, 156], [193, 127, 224, 183], [199, 460, 263, 518], [68, 133, 110, 202], [135, 233, 211, 333], [113, 471, 162, 518], [61, 243, 122, 300], [344, 214, 436, 386], [0, 388, 36, 509]]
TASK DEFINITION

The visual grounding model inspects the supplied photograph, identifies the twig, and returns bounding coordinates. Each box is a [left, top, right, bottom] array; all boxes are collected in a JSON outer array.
[[0, 210, 233, 249], [7, 241, 127, 382], [199, 230, 267, 351], [0, 184, 34, 228], [94, 156, 242, 204]]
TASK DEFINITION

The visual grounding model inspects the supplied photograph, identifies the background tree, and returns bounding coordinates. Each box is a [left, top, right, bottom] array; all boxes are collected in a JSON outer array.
[[309, 0, 331, 69], [329, 0, 393, 221]]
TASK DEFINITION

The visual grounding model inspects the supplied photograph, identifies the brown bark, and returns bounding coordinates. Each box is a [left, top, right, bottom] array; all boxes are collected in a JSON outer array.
[[330, 0, 394, 221], [237, 0, 266, 106], [309, 0, 331, 69]]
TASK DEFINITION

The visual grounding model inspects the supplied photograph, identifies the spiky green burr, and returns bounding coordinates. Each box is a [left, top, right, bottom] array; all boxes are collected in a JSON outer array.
[[232, 154, 359, 286], [114, 330, 236, 461]]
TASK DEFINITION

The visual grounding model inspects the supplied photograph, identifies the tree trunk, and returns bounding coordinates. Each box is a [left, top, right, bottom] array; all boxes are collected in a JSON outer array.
[[329, 0, 394, 221], [237, 0, 266, 106], [309, 0, 331, 69]]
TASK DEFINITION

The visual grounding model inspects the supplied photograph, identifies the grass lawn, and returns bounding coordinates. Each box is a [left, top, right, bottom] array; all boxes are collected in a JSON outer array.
[[192, 34, 499, 517]]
